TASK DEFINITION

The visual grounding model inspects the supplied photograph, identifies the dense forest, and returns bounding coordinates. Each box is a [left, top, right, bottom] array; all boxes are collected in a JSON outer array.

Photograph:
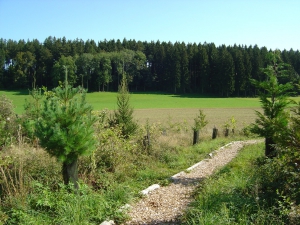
[[0, 37, 300, 96]]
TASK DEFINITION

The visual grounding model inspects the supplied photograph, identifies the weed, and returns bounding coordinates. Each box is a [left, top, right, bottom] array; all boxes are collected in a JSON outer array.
[[181, 142, 288, 224]]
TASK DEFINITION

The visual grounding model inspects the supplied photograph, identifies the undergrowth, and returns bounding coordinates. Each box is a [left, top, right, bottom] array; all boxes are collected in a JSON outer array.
[[0, 94, 257, 224], [181, 142, 297, 225], [0, 106, 251, 224]]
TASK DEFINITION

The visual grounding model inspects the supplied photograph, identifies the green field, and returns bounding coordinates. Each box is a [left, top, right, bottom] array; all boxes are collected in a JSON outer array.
[[1, 90, 262, 113], [1, 90, 299, 132]]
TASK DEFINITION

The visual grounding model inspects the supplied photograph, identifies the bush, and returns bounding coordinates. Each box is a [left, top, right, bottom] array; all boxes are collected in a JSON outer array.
[[3, 182, 127, 224], [0, 95, 18, 147]]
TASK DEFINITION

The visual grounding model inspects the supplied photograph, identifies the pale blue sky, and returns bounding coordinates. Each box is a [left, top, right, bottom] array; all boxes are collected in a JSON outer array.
[[0, 0, 299, 50]]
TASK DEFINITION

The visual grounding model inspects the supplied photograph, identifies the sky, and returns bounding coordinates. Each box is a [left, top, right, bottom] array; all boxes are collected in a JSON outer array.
[[0, 0, 299, 51]]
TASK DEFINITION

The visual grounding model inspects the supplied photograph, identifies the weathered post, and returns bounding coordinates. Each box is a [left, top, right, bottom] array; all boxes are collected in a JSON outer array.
[[224, 128, 229, 137], [192, 109, 208, 145], [193, 130, 200, 145], [143, 127, 151, 153], [212, 126, 218, 139]]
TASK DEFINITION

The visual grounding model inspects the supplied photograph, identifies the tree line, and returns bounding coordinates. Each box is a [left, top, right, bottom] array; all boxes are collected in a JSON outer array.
[[1, 36, 300, 96]]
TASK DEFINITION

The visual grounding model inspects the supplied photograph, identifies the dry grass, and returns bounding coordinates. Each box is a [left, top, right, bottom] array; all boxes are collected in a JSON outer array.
[[133, 107, 261, 137]]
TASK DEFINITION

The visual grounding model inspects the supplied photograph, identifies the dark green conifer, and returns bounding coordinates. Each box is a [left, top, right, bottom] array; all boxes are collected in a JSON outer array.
[[112, 74, 137, 138], [35, 68, 96, 189], [250, 51, 294, 157]]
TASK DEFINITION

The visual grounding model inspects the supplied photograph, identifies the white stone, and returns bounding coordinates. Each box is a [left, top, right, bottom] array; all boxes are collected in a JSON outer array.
[[186, 161, 206, 171], [100, 220, 115, 225], [140, 184, 160, 195]]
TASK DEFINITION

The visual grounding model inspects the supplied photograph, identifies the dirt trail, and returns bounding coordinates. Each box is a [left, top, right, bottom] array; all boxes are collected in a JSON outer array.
[[123, 140, 262, 225]]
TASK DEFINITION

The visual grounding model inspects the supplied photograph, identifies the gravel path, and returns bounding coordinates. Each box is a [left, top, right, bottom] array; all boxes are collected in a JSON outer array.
[[123, 140, 262, 225]]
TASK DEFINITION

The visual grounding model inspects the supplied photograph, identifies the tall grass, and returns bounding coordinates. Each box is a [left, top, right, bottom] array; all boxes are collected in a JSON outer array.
[[0, 91, 262, 224], [181, 142, 288, 225], [0, 113, 252, 224]]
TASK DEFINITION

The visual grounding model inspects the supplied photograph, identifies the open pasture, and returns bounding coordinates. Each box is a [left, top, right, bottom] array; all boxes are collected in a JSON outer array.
[[133, 107, 261, 135], [1, 90, 296, 133], [1, 89, 262, 111]]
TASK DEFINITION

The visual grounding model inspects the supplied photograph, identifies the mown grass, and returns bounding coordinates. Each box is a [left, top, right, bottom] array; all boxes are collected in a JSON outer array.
[[0, 89, 264, 114], [2, 90, 299, 136], [181, 142, 287, 225], [0, 90, 263, 136], [3, 89, 300, 114]]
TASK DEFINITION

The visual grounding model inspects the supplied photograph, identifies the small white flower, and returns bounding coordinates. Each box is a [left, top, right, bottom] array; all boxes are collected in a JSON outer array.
[[6, 117, 10, 121]]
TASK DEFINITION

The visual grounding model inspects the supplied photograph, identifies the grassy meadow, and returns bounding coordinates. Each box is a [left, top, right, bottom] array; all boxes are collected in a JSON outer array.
[[0, 89, 265, 136], [1, 89, 298, 224], [0, 90, 263, 112]]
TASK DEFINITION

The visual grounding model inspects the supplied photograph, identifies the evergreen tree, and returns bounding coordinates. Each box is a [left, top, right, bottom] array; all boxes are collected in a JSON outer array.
[[180, 42, 189, 93], [218, 47, 235, 96], [232, 48, 245, 96], [172, 43, 181, 93], [35, 68, 96, 189], [112, 74, 138, 137], [198, 45, 209, 94], [250, 51, 294, 157], [208, 43, 219, 95], [243, 50, 252, 96]]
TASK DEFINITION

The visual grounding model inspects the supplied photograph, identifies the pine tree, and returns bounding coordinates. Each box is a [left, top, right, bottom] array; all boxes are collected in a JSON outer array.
[[112, 74, 137, 138], [250, 51, 294, 157], [35, 68, 96, 189]]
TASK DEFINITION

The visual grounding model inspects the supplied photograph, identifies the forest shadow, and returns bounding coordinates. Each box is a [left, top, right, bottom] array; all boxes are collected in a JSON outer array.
[[0, 89, 30, 95], [131, 91, 217, 99]]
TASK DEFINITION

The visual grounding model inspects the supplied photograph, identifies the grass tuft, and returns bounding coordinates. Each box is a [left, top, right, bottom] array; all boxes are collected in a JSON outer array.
[[181, 142, 287, 225]]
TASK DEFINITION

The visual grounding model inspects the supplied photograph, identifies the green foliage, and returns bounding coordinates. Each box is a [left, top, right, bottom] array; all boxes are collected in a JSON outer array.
[[35, 85, 96, 163], [21, 88, 44, 142], [0, 95, 17, 147], [250, 51, 294, 156], [52, 56, 77, 86], [13, 51, 36, 88], [32, 79, 97, 189], [182, 143, 288, 225], [111, 75, 138, 137], [93, 53, 112, 91], [192, 109, 208, 131], [0, 113, 251, 225], [75, 53, 94, 89], [222, 116, 237, 136], [2, 37, 300, 96], [3, 182, 127, 224]]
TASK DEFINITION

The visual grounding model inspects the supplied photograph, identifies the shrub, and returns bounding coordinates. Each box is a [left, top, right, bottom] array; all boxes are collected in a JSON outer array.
[[0, 95, 18, 147]]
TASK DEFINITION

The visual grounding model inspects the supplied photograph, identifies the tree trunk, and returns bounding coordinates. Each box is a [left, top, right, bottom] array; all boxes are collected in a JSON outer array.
[[224, 128, 229, 137], [143, 129, 151, 153], [212, 127, 218, 139], [193, 130, 199, 145], [265, 137, 276, 158], [62, 158, 79, 190]]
